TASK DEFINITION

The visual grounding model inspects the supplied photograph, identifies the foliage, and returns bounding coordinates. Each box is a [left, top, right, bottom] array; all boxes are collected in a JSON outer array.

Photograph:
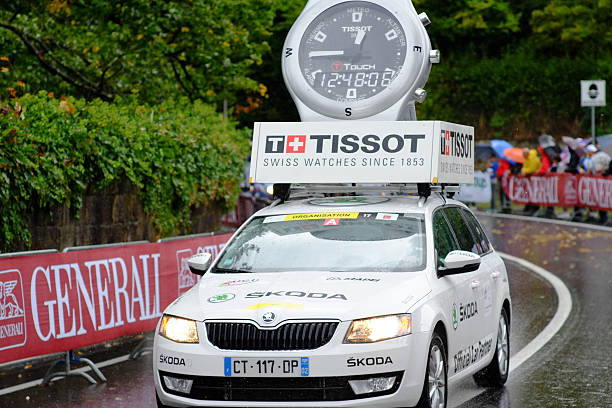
[[0, 92, 249, 250], [531, 0, 612, 56], [0, 0, 282, 108], [418, 50, 612, 139]]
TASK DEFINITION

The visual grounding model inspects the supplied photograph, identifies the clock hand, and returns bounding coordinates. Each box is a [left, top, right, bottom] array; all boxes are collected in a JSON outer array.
[[354, 29, 366, 46], [309, 50, 345, 57]]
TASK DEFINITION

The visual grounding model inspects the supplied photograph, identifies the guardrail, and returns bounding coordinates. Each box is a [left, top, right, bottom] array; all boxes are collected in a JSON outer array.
[[0, 232, 234, 383]]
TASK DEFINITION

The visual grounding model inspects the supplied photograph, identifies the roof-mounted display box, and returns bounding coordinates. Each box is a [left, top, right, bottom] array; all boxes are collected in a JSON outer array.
[[249, 121, 474, 185]]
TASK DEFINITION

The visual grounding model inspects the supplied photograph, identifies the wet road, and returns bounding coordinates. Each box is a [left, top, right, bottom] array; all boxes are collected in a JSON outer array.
[[1, 214, 610, 407], [457, 214, 612, 408]]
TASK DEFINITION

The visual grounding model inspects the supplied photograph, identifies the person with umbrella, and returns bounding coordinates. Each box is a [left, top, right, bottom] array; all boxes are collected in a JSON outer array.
[[520, 148, 542, 215], [585, 144, 611, 225]]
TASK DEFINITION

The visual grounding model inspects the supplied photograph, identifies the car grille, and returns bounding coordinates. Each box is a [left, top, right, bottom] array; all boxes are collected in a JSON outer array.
[[159, 370, 403, 401], [205, 321, 338, 350]]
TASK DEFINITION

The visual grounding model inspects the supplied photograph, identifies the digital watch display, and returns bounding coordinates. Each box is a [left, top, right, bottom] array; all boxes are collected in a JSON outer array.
[[282, 0, 438, 121], [298, 1, 407, 102]]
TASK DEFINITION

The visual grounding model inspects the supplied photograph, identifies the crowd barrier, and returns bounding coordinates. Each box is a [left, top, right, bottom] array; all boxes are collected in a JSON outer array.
[[0, 232, 233, 369], [502, 173, 612, 211]]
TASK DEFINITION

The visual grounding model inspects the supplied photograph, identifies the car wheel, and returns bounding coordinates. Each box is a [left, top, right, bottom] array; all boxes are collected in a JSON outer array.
[[416, 332, 447, 408], [474, 308, 510, 387]]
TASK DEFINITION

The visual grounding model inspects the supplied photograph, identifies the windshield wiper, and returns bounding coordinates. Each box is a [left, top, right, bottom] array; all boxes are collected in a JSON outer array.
[[212, 267, 253, 274]]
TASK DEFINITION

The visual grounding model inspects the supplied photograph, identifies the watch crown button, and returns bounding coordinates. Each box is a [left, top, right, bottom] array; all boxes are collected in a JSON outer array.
[[429, 50, 441, 64], [419, 12, 431, 26], [414, 88, 427, 103]]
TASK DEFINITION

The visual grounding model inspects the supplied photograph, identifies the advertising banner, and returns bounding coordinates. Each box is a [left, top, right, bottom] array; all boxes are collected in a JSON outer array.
[[0, 233, 232, 365], [455, 171, 492, 203], [502, 173, 612, 211], [250, 121, 474, 184]]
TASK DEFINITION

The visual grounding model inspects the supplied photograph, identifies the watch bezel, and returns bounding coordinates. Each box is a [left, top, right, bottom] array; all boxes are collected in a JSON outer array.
[[282, 0, 431, 120]]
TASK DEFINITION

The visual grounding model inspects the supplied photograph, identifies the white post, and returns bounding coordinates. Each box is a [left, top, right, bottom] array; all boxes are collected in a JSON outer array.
[[591, 106, 596, 145]]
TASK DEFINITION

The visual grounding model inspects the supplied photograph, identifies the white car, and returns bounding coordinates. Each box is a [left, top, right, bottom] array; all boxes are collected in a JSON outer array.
[[154, 194, 511, 408]]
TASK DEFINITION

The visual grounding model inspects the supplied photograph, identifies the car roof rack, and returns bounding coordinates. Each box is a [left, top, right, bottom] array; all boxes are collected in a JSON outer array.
[[272, 183, 460, 202]]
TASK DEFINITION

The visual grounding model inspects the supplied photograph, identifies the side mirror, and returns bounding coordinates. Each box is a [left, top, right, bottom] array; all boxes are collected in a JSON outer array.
[[438, 250, 481, 276], [187, 252, 212, 276]]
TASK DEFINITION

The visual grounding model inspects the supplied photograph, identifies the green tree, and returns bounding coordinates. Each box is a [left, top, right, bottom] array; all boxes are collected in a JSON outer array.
[[0, 0, 282, 108], [531, 0, 612, 56]]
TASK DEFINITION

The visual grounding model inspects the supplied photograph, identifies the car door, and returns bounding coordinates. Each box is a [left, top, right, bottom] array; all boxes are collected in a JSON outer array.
[[432, 208, 479, 378], [459, 208, 499, 339], [441, 207, 491, 374]]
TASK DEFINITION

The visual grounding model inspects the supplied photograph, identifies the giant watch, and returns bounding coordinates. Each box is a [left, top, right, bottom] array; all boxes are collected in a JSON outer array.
[[282, 0, 438, 121]]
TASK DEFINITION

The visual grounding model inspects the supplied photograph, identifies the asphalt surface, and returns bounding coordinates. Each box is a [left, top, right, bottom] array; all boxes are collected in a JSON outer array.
[[457, 214, 612, 408], [0, 213, 610, 407]]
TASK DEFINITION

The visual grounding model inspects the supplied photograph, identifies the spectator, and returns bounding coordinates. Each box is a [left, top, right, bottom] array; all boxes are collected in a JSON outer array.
[[586, 144, 612, 175], [521, 148, 541, 215], [496, 158, 512, 213], [565, 147, 585, 222], [521, 148, 542, 175], [586, 145, 611, 225], [487, 156, 499, 212], [536, 146, 555, 218]]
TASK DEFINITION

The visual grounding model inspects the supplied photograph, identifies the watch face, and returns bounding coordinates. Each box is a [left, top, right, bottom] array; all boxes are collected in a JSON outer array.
[[299, 1, 407, 103]]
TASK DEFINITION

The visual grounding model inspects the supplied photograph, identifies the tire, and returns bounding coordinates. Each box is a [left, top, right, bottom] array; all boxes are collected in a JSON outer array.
[[473, 308, 510, 387], [416, 332, 447, 408]]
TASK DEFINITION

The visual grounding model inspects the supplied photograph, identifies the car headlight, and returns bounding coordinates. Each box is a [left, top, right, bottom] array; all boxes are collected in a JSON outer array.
[[159, 315, 199, 343], [344, 314, 411, 343]]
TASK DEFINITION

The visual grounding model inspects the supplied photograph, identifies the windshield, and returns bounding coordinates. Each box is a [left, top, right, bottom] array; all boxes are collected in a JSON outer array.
[[214, 212, 426, 273]]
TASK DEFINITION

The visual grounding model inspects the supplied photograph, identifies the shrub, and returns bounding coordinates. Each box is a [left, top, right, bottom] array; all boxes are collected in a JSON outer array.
[[0, 92, 249, 251]]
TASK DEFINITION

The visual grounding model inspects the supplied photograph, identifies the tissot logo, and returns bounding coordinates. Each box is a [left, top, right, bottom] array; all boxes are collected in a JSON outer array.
[[265, 135, 285, 153], [440, 129, 473, 158], [264, 134, 426, 155], [286, 135, 306, 153]]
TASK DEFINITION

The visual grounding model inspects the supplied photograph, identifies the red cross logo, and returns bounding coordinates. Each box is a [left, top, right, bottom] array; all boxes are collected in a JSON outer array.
[[286, 135, 306, 153]]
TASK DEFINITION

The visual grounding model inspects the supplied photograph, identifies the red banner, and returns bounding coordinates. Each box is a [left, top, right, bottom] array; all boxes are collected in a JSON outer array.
[[0, 233, 232, 364], [502, 173, 612, 211]]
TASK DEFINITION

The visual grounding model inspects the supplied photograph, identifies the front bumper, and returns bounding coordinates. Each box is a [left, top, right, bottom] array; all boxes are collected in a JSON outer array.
[[153, 321, 431, 407]]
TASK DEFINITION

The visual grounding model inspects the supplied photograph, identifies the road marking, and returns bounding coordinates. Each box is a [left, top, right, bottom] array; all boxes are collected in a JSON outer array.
[[450, 251, 573, 407], [0, 253, 575, 399], [498, 252, 573, 373]]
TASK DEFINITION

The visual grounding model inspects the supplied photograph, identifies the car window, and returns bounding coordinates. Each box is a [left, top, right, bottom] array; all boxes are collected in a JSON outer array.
[[215, 213, 426, 273], [443, 207, 478, 253], [433, 210, 457, 263], [460, 208, 491, 254]]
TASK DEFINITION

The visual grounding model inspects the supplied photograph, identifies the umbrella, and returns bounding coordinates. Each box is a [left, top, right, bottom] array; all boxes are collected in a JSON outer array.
[[475, 144, 497, 160], [538, 134, 556, 149], [503, 147, 526, 164], [595, 134, 612, 157], [562, 136, 587, 157], [491, 140, 513, 158]]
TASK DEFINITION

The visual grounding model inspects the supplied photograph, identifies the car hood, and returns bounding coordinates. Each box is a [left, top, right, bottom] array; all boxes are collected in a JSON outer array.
[[166, 271, 431, 324]]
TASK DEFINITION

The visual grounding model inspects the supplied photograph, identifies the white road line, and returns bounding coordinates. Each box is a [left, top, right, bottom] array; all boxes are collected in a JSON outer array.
[[450, 252, 573, 407], [498, 252, 573, 373], [0, 253, 575, 400]]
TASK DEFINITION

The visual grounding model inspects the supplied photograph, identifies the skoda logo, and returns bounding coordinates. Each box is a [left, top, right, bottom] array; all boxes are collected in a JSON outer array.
[[262, 312, 276, 323], [452, 303, 458, 330]]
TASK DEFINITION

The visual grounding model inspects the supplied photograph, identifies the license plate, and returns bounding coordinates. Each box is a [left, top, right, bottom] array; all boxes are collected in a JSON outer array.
[[224, 357, 309, 377]]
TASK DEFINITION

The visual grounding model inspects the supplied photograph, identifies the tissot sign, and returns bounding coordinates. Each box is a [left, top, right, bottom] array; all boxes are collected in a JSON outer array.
[[250, 121, 474, 184]]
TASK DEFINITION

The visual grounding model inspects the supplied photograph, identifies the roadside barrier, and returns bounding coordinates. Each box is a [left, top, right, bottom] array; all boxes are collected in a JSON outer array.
[[502, 173, 612, 211], [0, 232, 233, 379]]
